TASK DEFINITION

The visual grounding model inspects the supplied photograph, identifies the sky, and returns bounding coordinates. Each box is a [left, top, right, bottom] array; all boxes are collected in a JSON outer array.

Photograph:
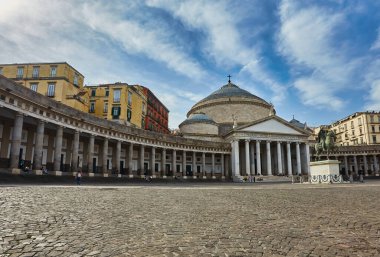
[[0, 0, 380, 129]]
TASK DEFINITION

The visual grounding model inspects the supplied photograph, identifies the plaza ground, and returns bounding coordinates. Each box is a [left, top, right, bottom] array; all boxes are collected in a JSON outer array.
[[1, 182, 380, 257]]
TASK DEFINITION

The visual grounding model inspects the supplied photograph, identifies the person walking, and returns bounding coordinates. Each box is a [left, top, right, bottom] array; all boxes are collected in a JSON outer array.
[[76, 170, 82, 185]]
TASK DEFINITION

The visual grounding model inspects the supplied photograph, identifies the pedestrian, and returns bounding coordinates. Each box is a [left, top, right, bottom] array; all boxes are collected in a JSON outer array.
[[359, 169, 364, 183], [76, 170, 82, 185], [42, 166, 48, 175], [24, 165, 30, 174]]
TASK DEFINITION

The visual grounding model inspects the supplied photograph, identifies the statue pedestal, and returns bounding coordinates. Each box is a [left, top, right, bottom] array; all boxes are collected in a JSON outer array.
[[310, 160, 342, 183]]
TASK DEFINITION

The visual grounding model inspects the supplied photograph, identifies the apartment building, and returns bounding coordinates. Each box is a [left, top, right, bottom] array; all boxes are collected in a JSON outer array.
[[0, 62, 88, 112], [330, 111, 380, 146], [85, 83, 147, 129]]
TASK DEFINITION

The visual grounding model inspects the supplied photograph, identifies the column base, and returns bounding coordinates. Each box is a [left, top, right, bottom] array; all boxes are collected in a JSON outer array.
[[140, 175, 145, 179], [152, 175, 157, 178], [212, 176, 216, 179], [221, 176, 226, 180], [53, 171, 62, 176], [32, 170, 43, 175], [163, 175, 167, 179], [193, 176, 197, 179], [183, 176, 187, 179], [129, 174, 134, 178], [117, 174, 122, 178], [103, 173, 109, 177], [88, 173, 95, 177], [11, 168, 21, 175], [202, 176, 207, 179]]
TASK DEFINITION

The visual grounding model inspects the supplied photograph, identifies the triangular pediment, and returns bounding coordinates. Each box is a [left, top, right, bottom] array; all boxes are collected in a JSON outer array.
[[238, 116, 306, 135]]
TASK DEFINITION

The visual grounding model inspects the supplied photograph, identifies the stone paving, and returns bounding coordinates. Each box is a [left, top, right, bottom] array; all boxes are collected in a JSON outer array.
[[1, 182, 380, 257]]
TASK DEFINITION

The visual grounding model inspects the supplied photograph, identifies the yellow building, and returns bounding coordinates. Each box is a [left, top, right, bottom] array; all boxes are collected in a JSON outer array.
[[0, 62, 88, 112], [329, 111, 380, 146], [85, 83, 147, 129]]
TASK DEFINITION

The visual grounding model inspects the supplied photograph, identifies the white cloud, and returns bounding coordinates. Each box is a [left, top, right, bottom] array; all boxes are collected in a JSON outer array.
[[277, 0, 361, 109], [146, 0, 287, 103], [364, 59, 380, 110], [294, 77, 345, 110]]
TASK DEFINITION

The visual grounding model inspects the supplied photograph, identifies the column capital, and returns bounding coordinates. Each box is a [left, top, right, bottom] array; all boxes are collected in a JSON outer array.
[[245, 139, 250, 143]]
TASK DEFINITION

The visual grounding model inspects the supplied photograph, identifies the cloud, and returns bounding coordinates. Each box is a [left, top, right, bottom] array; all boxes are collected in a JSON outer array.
[[146, 0, 287, 103], [277, 0, 363, 110]]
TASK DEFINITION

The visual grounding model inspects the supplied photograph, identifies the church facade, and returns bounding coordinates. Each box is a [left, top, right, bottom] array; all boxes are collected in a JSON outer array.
[[0, 75, 310, 180]]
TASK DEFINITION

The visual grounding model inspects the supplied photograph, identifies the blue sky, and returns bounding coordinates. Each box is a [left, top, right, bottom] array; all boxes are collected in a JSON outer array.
[[1, 0, 380, 129]]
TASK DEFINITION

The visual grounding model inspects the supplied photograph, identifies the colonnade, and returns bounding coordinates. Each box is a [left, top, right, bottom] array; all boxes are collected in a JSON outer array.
[[231, 139, 310, 177], [2, 112, 230, 179]]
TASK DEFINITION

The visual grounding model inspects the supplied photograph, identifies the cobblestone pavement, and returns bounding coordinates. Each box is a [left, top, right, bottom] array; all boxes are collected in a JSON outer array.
[[1, 183, 380, 257]]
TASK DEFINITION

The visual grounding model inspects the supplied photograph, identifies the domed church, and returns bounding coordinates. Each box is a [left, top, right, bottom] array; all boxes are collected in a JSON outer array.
[[179, 78, 311, 180]]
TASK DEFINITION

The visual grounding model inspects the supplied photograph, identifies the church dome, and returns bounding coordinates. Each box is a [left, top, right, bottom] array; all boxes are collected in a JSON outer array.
[[197, 81, 269, 105], [179, 112, 218, 136], [187, 80, 273, 126], [179, 112, 216, 126]]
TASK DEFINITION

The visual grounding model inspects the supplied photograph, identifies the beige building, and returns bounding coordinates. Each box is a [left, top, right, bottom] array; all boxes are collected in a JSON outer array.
[[330, 111, 380, 146], [85, 83, 147, 129], [0, 62, 88, 112]]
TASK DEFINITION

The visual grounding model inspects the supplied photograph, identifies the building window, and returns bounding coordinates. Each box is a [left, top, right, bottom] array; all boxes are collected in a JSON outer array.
[[47, 83, 55, 97], [373, 135, 377, 143], [113, 89, 120, 103], [358, 118, 362, 125], [142, 102, 146, 115], [30, 83, 38, 92], [141, 118, 145, 128], [50, 66, 57, 77], [372, 126, 375, 133], [103, 102, 108, 113], [90, 102, 95, 113], [344, 124, 347, 131], [74, 74, 78, 86], [17, 67, 24, 78], [32, 66, 39, 78], [127, 108, 132, 122], [370, 115, 374, 122], [128, 91, 132, 105], [360, 128, 362, 135], [112, 106, 121, 118], [352, 130, 355, 136], [350, 120, 354, 128], [105, 90, 109, 97], [91, 89, 96, 97]]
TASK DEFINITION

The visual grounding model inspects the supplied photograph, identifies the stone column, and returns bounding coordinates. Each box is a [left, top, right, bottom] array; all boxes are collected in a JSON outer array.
[[161, 148, 166, 177], [353, 155, 358, 176], [211, 153, 215, 178], [87, 135, 95, 173], [33, 120, 45, 171], [202, 152, 206, 178], [277, 141, 282, 175], [221, 154, 225, 178], [116, 141, 121, 175], [172, 149, 177, 177], [232, 140, 240, 176], [296, 142, 301, 175], [344, 155, 349, 177], [71, 130, 80, 173], [128, 143, 133, 176], [305, 143, 310, 176], [53, 126, 63, 173], [374, 155, 379, 175], [182, 151, 186, 177], [139, 144, 145, 177], [266, 141, 272, 176], [256, 141, 261, 175], [192, 151, 196, 177], [286, 142, 292, 176], [245, 140, 250, 176], [363, 155, 368, 176], [250, 141, 255, 175], [151, 147, 156, 177], [102, 138, 108, 174], [10, 113, 24, 170]]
